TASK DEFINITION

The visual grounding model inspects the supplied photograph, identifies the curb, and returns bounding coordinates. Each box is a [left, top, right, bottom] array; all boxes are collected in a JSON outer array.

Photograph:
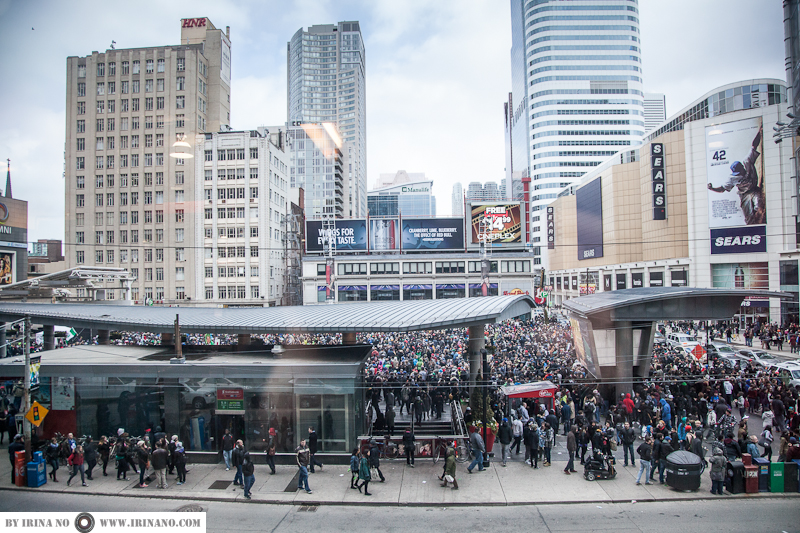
[[1, 485, 798, 507]]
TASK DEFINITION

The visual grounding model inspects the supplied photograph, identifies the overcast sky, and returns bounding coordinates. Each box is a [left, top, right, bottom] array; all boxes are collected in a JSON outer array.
[[0, 0, 786, 244]]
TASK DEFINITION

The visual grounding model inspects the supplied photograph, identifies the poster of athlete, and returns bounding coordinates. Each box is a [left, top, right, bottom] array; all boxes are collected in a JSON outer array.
[[706, 116, 765, 228]]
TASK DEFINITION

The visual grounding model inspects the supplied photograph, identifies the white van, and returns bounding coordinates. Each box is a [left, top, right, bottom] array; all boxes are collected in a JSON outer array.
[[667, 333, 700, 352]]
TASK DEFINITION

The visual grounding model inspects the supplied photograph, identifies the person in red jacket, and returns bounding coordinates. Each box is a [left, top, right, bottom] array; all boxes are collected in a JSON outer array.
[[623, 394, 635, 424], [67, 445, 87, 487]]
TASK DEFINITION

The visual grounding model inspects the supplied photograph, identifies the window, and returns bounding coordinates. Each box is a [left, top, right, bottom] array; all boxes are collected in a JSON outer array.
[[95, 231, 104, 245], [120, 229, 127, 242], [177, 58, 185, 72], [175, 209, 184, 222], [77, 102, 85, 115], [403, 262, 433, 274], [370, 262, 400, 275], [96, 100, 105, 114], [249, 168, 258, 180], [132, 80, 140, 94], [120, 249, 128, 262], [76, 213, 84, 226], [95, 175, 104, 188], [175, 248, 185, 261], [107, 137, 115, 150], [175, 190, 184, 203], [156, 210, 163, 223], [338, 263, 368, 276], [106, 155, 114, 168], [76, 176, 85, 189], [121, 81, 129, 95], [155, 170, 164, 183], [75, 231, 84, 244], [176, 114, 184, 128], [106, 192, 114, 206], [250, 148, 258, 159], [236, 149, 245, 160], [95, 212, 103, 225], [77, 138, 85, 151], [176, 76, 185, 91], [96, 82, 104, 96], [501, 260, 531, 273], [96, 119, 104, 132], [204, 208, 212, 219], [250, 246, 259, 257], [131, 134, 139, 147], [108, 82, 115, 95], [176, 228, 184, 242], [157, 59, 164, 73], [146, 59, 154, 74], [76, 250, 84, 264], [131, 229, 139, 243], [77, 82, 85, 97], [77, 120, 85, 133], [157, 79, 164, 92], [106, 118, 114, 132], [144, 154, 152, 167], [106, 230, 114, 244], [120, 173, 128, 186], [77, 65, 86, 78], [97, 62, 105, 76], [155, 153, 163, 166], [95, 193, 103, 207], [145, 97, 153, 111], [469, 261, 498, 273], [156, 116, 164, 129], [132, 60, 140, 74], [131, 191, 139, 205], [156, 267, 164, 281], [176, 95, 185, 109], [144, 249, 152, 262], [76, 157, 85, 170], [109, 62, 116, 75], [145, 268, 153, 281], [145, 79, 153, 92], [144, 211, 152, 224]]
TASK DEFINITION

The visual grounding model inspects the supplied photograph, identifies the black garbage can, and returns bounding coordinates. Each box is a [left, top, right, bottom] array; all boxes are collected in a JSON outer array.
[[665, 451, 705, 491], [785, 461, 799, 493], [726, 461, 745, 494]]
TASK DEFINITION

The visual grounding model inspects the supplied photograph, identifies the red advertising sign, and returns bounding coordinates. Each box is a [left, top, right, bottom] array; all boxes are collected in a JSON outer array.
[[182, 18, 207, 28], [217, 388, 243, 400]]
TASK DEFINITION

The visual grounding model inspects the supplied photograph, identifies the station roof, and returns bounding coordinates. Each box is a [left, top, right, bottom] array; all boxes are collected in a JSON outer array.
[[563, 287, 791, 323], [0, 295, 535, 334]]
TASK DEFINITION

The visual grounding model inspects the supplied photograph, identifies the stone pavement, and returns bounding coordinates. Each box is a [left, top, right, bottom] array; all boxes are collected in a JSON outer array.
[[2, 444, 798, 507]]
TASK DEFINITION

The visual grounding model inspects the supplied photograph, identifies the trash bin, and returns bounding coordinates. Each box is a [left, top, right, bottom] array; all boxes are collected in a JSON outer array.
[[742, 453, 752, 466], [726, 461, 745, 494], [664, 451, 705, 491], [785, 461, 799, 493], [26, 461, 46, 488], [744, 465, 758, 493], [770, 462, 784, 493], [14, 451, 25, 487], [794, 460, 800, 493], [753, 457, 770, 492]]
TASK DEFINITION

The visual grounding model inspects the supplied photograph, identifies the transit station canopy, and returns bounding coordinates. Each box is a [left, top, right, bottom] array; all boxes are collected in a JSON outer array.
[[500, 380, 558, 399], [0, 295, 535, 334], [563, 287, 791, 323]]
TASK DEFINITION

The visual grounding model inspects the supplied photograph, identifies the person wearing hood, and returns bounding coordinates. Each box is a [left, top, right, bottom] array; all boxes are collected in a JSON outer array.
[[658, 435, 674, 484], [241, 451, 255, 499], [723, 433, 742, 462], [497, 418, 513, 467], [46, 437, 60, 482], [440, 446, 459, 489], [709, 447, 727, 495], [660, 398, 672, 430], [677, 418, 688, 447], [175, 442, 187, 485], [357, 448, 372, 495]]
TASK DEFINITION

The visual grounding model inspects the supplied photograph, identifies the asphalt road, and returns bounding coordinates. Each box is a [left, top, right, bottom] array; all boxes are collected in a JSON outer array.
[[0, 492, 797, 532]]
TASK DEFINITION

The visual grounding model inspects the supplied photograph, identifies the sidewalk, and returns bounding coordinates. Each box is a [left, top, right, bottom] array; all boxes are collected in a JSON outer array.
[[3, 443, 797, 507]]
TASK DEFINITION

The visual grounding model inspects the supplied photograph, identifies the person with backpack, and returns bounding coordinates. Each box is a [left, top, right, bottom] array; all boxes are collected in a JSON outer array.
[[759, 425, 774, 461], [84, 437, 98, 480], [356, 448, 372, 496], [635, 436, 653, 486], [221, 429, 234, 471], [349, 449, 360, 489], [98, 436, 110, 477], [115, 435, 129, 480]]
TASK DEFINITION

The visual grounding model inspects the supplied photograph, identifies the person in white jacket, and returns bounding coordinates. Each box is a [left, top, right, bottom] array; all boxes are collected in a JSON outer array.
[[761, 409, 774, 431]]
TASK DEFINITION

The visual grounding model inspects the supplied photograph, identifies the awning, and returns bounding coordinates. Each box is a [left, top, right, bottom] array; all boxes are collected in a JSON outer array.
[[403, 284, 432, 290], [339, 285, 367, 291], [468, 283, 498, 289], [500, 380, 558, 399], [437, 284, 465, 290]]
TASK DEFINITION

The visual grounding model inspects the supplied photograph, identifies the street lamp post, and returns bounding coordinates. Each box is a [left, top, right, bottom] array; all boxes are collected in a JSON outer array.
[[23, 315, 31, 462]]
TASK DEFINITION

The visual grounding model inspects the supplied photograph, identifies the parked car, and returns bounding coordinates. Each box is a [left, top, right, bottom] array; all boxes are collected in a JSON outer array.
[[180, 378, 239, 409], [654, 332, 666, 345], [707, 342, 736, 358], [751, 351, 781, 368], [773, 361, 800, 387]]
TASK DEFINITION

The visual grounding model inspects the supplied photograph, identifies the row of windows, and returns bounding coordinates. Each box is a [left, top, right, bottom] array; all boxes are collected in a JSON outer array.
[[204, 148, 259, 161], [73, 210, 183, 225], [530, 75, 642, 86], [207, 286, 260, 300], [528, 45, 639, 59], [533, 108, 634, 118], [532, 139, 632, 150], [534, 150, 619, 159], [85, 59, 174, 78], [525, 2, 637, 17], [205, 187, 259, 200], [76, 189, 184, 207], [75, 247, 185, 264], [532, 129, 635, 139], [529, 64, 640, 77], [75, 172, 184, 189], [528, 34, 640, 46], [77, 227, 184, 245], [531, 98, 639, 109], [316, 260, 532, 276], [530, 88, 643, 99], [207, 266, 259, 278], [526, 16, 638, 30], [533, 119, 635, 129], [205, 227, 259, 239], [204, 168, 261, 181]]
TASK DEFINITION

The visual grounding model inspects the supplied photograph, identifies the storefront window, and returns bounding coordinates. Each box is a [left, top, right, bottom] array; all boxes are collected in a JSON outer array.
[[370, 285, 400, 301], [403, 284, 432, 300], [337, 286, 367, 301], [436, 284, 465, 299], [469, 283, 498, 297], [76, 377, 163, 440]]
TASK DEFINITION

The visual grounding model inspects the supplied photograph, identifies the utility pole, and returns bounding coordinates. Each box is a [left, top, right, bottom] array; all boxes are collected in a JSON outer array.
[[23, 315, 31, 462], [174, 314, 182, 358]]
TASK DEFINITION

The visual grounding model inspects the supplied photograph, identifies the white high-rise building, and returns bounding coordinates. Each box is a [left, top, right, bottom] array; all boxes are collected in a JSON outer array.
[[287, 21, 366, 219], [507, 0, 645, 265], [451, 182, 464, 216], [643, 92, 667, 133]]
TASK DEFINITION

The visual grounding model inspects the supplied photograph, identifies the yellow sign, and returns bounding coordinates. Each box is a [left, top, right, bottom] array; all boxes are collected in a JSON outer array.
[[25, 401, 48, 427]]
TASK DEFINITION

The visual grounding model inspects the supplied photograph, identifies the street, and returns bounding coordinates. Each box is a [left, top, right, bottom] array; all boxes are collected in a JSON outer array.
[[0, 491, 797, 532]]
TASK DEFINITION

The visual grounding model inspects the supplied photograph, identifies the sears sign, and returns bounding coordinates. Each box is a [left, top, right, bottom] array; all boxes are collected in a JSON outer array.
[[710, 226, 766, 255], [651, 143, 666, 220]]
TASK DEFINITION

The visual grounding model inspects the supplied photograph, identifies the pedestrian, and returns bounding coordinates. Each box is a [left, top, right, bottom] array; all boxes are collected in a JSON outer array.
[[564, 427, 577, 475], [136, 440, 150, 488], [8, 434, 23, 484], [175, 442, 187, 485], [221, 429, 234, 471], [542, 422, 554, 467], [635, 436, 653, 485], [84, 437, 97, 480], [369, 440, 385, 482], [242, 451, 255, 500], [151, 442, 169, 489], [497, 418, 513, 467], [467, 429, 486, 473], [357, 448, 372, 495], [440, 445, 458, 490], [512, 416, 523, 454], [759, 425, 774, 461], [308, 427, 323, 473], [402, 428, 415, 467], [295, 439, 312, 494], [168, 435, 178, 475], [46, 437, 60, 482], [526, 422, 540, 468], [709, 447, 726, 495], [232, 439, 244, 486], [658, 435, 674, 484], [115, 434, 129, 480], [266, 428, 277, 475], [98, 436, 110, 477], [67, 445, 87, 487], [621, 422, 636, 467], [349, 448, 360, 489]]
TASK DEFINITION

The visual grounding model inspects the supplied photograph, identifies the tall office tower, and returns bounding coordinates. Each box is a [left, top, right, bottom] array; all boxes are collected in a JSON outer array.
[[504, 0, 532, 204], [451, 182, 464, 216], [287, 21, 366, 219], [466, 181, 503, 202], [643, 93, 666, 133], [64, 17, 232, 303], [193, 127, 290, 306], [508, 0, 645, 265], [287, 123, 347, 219]]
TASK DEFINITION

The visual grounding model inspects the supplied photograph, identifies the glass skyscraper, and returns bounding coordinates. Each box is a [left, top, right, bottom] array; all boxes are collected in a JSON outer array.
[[507, 0, 645, 264], [287, 21, 366, 218]]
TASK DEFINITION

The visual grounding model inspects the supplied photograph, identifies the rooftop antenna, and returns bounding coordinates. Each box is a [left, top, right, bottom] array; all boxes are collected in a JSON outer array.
[[110, 40, 116, 50]]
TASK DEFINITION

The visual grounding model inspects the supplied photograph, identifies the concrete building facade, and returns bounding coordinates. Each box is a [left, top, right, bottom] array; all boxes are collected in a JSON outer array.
[[64, 17, 231, 303]]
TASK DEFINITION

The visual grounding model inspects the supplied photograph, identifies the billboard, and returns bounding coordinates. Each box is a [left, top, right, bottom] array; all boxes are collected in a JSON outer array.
[[570, 316, 599, 378], [469, 203, 523, 246], [305, 220, 368, 253], [369, 219, 399, 251], [706, 117, 766, 254], [576, 178, 603, 260], [401, 217, 464, 251], [0, 251, 14, 285]]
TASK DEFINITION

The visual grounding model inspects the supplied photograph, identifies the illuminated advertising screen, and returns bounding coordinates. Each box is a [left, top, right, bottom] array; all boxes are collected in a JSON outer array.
[[570, 316, 599, 378], [305, 220, 368, 253], [401, 217, 464, 251], [469, 203, 523, 247], [369, 219, 399, 251]]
